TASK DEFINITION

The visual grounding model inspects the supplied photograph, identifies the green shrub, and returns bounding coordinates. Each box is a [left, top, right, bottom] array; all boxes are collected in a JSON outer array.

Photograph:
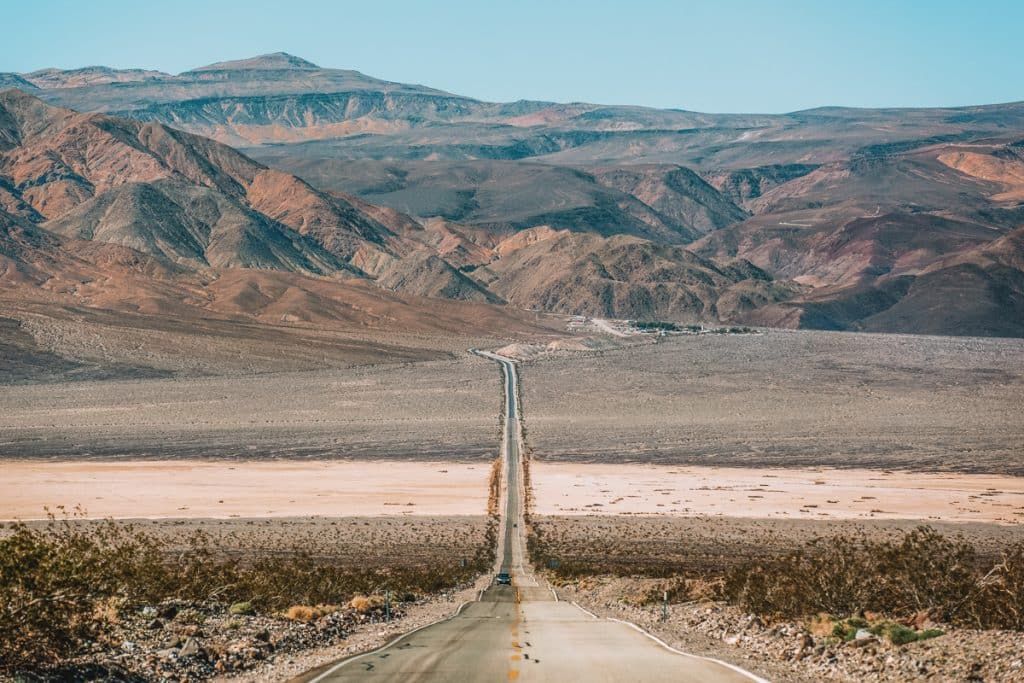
[[887, 624, 919, 645], [228, 601, 253, 615], [832, 621, 857, 641]]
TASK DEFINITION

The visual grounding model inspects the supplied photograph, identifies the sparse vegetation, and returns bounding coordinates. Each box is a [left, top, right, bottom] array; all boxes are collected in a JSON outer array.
[[826, 616, 944, 645], [0, 511, 494, 675], [530, 519, 1024, 632], [284, 604, 341, 622], [633, 321, 686, 332], [724, 527, 1024, 630], [630, 321, 755, 334], [228, 601, 254, 615]]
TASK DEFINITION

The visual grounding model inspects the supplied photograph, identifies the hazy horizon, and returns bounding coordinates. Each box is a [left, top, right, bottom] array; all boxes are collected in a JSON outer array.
[[2, 0, 1022, 114]]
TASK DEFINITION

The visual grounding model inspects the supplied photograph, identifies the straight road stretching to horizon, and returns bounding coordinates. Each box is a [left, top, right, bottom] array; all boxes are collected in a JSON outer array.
[[297, 351, 765, 682]]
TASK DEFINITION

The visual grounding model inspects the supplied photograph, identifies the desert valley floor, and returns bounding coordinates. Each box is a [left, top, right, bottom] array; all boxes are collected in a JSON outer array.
[[4, 329, 1022, 520], [3, 328, 1023, 682]]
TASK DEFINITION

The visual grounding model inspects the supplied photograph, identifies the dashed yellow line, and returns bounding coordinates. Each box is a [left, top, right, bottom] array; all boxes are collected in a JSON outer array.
[[508, 597, 523, 681]]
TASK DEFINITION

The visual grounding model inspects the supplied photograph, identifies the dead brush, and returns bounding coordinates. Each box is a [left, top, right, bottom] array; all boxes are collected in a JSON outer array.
[[348, 595, 386, 613], [0, 511, 496, 676], [724, 526, 1024, 630], [487, 457, 502, 517], [283, 604, 340, 622]]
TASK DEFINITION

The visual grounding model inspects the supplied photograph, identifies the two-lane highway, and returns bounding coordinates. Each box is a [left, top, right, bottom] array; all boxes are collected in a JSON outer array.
[[298, 351, 766, 682]]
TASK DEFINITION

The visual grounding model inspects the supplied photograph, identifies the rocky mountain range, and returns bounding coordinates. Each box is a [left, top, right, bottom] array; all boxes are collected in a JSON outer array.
[[2, 52, 1023, 341]]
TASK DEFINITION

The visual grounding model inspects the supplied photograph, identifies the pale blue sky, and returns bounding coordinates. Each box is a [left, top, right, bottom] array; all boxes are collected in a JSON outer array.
[[2, 0, 1021, 113]]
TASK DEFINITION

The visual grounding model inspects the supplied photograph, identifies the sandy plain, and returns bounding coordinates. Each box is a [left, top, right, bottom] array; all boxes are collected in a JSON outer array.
[[531, 463, 1024, 525], [0, 460, 490, 520]]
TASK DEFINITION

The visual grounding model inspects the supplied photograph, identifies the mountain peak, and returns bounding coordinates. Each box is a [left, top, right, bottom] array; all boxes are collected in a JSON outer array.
[[187, 52, 320, 73]]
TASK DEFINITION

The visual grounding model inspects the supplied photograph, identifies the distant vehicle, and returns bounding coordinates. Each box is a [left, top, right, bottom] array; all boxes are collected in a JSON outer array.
[[495, 572, 512, 585]]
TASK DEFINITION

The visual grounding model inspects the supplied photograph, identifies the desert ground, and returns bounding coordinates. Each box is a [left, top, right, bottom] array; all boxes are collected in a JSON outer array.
[[513, 330, 1024, 682], [521, 329, 1024, 474], [0, 461, 490, 520], [5, 328, 1023, 522], [529, 514, 1024, 578], [531, 463, 1024, 524], [4, 515, 492, 568], [3, 328, 1024, 682], [0, 354, 502, 460]]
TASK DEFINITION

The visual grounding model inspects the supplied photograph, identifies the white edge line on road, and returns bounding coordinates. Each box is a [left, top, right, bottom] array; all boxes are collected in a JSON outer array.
[[473, 347, 767, 682], [607, 617, 771, 683], [570, 601, 599, 619], [306, 600, 474, 683]]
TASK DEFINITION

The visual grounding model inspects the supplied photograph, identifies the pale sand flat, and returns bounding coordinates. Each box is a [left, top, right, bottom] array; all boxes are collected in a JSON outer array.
[[0, 460, 489, 520], [532, 463, 1024, 525]]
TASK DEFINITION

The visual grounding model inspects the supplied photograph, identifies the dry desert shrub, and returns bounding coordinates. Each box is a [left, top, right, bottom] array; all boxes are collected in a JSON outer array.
[[724, 527, 1024, 630], [0, 511, 494, 674], [530, 518, 1024, 631], [348, 596, 371, 613], [488, 457, 502, 516], [0, 513, 168, 670], [284, 604, 340, 622]]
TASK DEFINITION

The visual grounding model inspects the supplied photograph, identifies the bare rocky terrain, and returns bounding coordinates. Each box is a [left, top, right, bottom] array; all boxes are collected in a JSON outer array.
[[558, 578, 1024, 683], [520, 329, 1024, 474], [3, 53, 1023, 335], [0, 354, 502, 460]]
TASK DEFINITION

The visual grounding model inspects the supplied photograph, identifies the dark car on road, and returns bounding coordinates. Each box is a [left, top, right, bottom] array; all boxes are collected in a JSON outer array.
[[495, 572, 511, 585]]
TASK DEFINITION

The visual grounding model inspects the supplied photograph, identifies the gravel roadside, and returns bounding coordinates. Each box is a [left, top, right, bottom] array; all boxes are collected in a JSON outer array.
[[557, 576, 1024, 682]]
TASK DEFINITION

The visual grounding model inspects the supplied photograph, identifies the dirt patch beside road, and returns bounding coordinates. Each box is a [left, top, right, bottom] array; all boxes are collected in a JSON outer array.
[[532, 463, 1024, 524]]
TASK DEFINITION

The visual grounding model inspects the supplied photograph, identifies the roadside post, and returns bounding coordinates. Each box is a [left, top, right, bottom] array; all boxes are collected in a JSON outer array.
[[385, 590, 391, 622], [662, 591, 668, 621]]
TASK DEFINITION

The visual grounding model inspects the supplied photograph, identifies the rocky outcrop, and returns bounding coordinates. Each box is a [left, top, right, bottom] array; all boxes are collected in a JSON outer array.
[[479, 230, 782, 322], [591, 164, 748, 235]]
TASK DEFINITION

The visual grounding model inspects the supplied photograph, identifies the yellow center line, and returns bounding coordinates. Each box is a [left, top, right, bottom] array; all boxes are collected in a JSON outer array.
[[508, 599, 522, 681]]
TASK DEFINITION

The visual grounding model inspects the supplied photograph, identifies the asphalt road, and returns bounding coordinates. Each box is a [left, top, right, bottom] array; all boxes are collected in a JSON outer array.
[[300, 351, 766, 683]]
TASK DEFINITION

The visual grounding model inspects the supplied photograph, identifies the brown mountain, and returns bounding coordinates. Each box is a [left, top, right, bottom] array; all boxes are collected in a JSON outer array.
[[2, 52, 1024, 338], [691, 136, 1024, 335], [258, 157, 730, 244], [0, 89, 783, 338], [472, 228, 786, 322]]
